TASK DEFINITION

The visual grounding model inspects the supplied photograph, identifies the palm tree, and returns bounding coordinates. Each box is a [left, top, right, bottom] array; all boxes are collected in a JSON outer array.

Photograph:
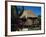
[[15, 6, 24, 18]]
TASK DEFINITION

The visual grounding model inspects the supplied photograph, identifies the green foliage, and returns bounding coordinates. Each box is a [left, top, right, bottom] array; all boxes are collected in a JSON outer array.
[[37, 15, 41, 25], [15, 6, 24, 18]]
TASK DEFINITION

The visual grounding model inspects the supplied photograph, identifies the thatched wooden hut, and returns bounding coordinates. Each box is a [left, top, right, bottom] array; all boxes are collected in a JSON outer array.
[[20, 10, 38, 26]]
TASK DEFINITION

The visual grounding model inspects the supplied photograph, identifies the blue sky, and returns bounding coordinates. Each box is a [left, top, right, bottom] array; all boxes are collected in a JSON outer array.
[[15, 6, 41, 16], [24, 6, 41, 16]]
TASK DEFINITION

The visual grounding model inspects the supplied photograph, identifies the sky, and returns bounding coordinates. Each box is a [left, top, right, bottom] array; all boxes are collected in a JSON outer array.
[[24, 6, 41, 16], [15, 6, 41, 16]]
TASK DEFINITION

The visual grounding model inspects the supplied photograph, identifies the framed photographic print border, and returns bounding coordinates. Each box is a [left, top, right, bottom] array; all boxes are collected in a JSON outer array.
[[5, 1, 45, 36]]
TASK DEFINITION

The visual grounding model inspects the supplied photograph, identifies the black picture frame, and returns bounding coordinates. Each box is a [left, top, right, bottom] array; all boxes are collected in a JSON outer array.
[[5, 1, 45, 36]]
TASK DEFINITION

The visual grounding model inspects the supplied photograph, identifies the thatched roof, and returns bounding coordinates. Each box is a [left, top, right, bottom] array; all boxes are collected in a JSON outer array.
[[20, 10, 37, 18]]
